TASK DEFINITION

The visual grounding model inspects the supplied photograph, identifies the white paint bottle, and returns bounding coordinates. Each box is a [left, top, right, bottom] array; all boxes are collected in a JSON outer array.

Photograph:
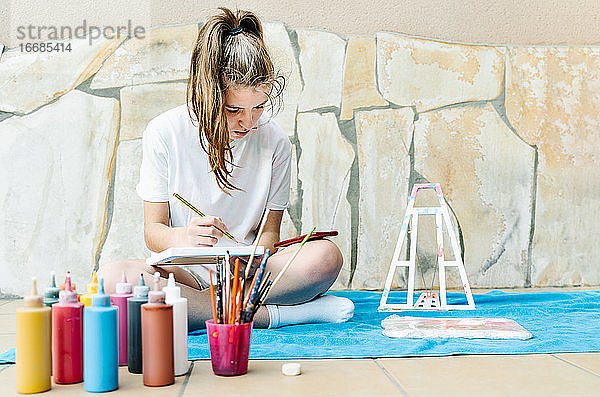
[[163, 273, 189, 376]]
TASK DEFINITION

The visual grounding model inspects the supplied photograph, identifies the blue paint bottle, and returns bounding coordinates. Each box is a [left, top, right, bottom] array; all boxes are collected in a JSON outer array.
[[84, 277, 118, 392]]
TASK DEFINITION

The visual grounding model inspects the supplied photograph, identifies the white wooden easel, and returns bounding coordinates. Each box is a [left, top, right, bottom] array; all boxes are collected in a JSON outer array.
[[379, 183, 475, 311]]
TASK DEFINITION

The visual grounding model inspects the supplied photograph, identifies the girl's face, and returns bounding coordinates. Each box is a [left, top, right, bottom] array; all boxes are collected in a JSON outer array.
[[224, 84, 270, 142]]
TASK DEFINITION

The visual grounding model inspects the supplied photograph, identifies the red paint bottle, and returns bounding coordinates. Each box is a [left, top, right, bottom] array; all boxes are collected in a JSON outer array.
[[51, 272, 84, 384]]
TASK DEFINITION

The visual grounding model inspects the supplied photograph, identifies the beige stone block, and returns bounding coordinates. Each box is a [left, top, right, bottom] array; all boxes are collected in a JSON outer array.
[[263, 21, 303, 138], [0, 36, 123, 114], [184, 359, 400, 396], [278, 142, 300, 243], [0, 314, 16, 334], [379, 355, 600, 396], [91, 23, 197, 89], [297, 113, 354, 288], [0, 91, 119, 296], [354, 108, 414, 289], [289, 143, 300, 214], [340, 36, 387, 120], [0, 334, 15, 352], [376, 32, 504, 112], [99, 140, 150, 267], [554, 353, 600, 376], [0, 364, 185, 395], [280, 209, 298, 242], [0, 300, 21, 315], [277, 142, 300, 243], [414, 104, 535, 288], [119, 82, 187, 140], [505, 47, 600, 286], [297, 29, 346, 112]]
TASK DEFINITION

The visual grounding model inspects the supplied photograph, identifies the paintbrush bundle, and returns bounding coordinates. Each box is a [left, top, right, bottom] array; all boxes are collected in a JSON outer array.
[[209, 227, 317, 325], [209, 250, 273, 324]]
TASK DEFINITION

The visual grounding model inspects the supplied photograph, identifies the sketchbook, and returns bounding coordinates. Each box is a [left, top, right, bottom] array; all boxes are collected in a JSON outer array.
[[146, 246, 265, 268]]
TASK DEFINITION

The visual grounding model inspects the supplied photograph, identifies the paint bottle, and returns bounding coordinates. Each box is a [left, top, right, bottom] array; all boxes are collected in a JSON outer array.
[[60, 280, 80, 304], [80, 270, 99, 307], [52, 272, 84, 384], [84, 277, 118, 392], [43, 271, 61, 307], [127, 274, 150, 374], [141, 272, 174, 386], [60, 279, 77, 292], [110, 272, 133, 366], [163, 273, 189, 376], [16, 278, 51, 394]]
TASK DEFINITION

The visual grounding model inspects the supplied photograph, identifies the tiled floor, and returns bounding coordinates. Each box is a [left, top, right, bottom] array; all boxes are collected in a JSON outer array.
[[1, 291, 599, 396]]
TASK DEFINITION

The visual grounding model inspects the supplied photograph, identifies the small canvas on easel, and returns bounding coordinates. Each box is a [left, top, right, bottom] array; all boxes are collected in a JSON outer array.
[[379, 183, 475, 311]]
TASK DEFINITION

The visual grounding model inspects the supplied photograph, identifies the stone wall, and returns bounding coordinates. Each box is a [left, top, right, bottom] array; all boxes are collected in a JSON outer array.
[[1, 22, 599, 296]]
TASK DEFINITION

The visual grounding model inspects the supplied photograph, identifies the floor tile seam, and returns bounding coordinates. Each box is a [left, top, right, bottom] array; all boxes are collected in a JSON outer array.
[[374, 359, 410, 397], [551, 354, 600, 379], [178, 361, 194, 397]]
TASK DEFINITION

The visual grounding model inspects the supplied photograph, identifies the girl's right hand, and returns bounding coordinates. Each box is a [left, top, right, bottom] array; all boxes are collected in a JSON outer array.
[[179, 216, 228, 247]]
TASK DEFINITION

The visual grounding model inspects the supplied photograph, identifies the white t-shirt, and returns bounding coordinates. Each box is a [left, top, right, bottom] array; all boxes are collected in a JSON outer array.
[[136, 104, 292, 249]]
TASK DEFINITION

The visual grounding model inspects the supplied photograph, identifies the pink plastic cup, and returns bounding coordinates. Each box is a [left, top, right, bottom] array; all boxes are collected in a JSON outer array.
[[206, 320, 253, 376]]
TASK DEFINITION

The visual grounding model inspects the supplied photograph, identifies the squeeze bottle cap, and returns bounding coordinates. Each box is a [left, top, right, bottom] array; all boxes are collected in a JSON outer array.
[[91, 277, 111, 306], [115, 271, 133, 294], [86, 271, 99, 294], [44, 271, 61, 299], [163, 273, 181, 301], [61, 279, 76, 292], [148, 272, 166, 304], [58, 272, 78, 304], [24, 278, 43, 307], [133, 274, 150, 298]]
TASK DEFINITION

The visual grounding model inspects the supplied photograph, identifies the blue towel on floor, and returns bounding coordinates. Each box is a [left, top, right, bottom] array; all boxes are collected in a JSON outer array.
[[0, 348, 14, 364], [188, 290, 600, 359], [2, 290, 598, 364]]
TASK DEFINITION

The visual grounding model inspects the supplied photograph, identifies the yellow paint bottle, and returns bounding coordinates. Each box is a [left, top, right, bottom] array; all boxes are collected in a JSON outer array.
[[80, 271, 99, 307], [16, 278, 52, 394]]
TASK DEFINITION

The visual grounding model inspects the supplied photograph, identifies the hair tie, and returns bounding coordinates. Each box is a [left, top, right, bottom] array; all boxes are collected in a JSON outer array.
[[228, 26, 243, 36]]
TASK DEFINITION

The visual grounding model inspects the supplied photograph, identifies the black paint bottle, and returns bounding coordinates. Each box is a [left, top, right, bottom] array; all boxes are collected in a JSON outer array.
[[127, 274, 149, 374]]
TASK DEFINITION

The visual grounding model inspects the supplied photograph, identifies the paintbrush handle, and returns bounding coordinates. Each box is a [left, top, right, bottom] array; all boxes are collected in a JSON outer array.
[[172, 193, 238, 243], [268, 227, 316, 295], [247, 251, 269, 303], [247, 280, 273, 323], [209, 270, 218, 324], [215, 263, 223, 323], [243, 208, 270, 279]]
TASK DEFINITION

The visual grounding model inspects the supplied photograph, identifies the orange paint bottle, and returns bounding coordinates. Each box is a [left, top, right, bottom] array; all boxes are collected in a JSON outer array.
[[141, 272, 174, 387]]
